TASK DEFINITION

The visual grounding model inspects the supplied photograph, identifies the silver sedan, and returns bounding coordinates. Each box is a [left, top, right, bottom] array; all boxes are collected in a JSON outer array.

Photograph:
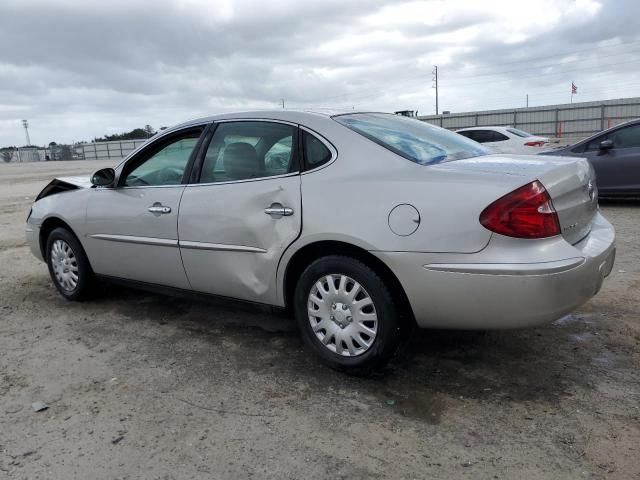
[[26, 111, 616, 373]]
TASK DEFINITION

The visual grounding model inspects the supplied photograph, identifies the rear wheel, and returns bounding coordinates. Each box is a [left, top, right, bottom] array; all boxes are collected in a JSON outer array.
[[46, 227, 94, 301], [294, 255, 402, 374]]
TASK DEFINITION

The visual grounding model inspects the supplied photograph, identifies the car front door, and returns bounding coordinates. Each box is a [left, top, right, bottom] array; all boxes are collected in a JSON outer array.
[[580, 124, 640, 194], [178, 120, 302, 304], [83, 125, 207, 288]]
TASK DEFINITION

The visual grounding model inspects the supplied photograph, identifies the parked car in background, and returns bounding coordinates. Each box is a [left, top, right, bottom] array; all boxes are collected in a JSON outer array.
[[26, 111, 615, 373], [540, 119, 640, 197], [457, 126, 549, 154]]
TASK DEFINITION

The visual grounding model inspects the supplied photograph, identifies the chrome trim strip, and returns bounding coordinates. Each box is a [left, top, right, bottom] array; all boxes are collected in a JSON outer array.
[[186, 171, 299, 187], [178, 240, 267, 253], [424, 257, 585, 276], [89, 234, 178, 247]]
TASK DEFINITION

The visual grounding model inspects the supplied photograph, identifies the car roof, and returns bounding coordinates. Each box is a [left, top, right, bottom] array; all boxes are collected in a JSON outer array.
[[170, 109, 390, 130], [457, 126, 511, 132]]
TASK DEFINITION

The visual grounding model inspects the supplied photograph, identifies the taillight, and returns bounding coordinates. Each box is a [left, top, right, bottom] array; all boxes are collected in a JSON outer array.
[[524, 141, 546, 147], [479, 180, 561, 239]]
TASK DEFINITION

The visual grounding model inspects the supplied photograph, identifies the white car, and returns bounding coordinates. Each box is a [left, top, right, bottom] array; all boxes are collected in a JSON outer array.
[[456, 126, 549, 154]]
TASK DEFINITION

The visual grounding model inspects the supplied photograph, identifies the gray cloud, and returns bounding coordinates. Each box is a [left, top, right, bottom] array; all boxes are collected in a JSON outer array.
[[1, 0, 639, 145]]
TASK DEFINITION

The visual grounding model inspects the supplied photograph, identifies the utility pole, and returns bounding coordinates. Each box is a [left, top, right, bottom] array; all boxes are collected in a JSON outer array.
[[281, 98, 285, 109], [22, 119, 31, 146], [526, 94, 529, 108], [432, 66, 439, 115]]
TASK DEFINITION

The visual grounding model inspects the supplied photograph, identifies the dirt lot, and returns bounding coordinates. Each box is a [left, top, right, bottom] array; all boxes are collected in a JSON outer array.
[[1, 160, 639, 479]]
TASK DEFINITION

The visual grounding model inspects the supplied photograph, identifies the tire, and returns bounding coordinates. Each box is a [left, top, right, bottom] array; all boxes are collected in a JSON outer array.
[[45, 227, 94, 301], [294, 255, 402, 374]]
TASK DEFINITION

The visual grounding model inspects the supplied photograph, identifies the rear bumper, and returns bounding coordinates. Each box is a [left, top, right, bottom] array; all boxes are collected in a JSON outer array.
[[374, 212, 616, 329]]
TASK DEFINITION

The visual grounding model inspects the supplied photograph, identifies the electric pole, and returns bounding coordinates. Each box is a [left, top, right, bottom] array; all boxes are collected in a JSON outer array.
[[526, 94, 529, 108], [22, 120, 31, 146], [281, 98, 285, 109], [432, 66, 439, 115]]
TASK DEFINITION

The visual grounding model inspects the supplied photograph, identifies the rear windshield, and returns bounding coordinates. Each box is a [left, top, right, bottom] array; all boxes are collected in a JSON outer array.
[[506, 128, 532, 138], [334, 113, 488, 165]]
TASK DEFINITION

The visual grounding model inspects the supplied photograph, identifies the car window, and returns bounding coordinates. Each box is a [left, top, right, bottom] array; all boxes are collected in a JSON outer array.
[[303, 131, 332, 169], [489, 131, 510, 142], [200, 122, 297, 183], [334, 113, 487, 165], [585, 135, 607, 152], [585, 124, 640, 151], [506, 128, 532, 138], [457, 130, 478, 141], [608, 124, 640, 149], [463, 130, 500, 143], [122, 130, 202, 187]]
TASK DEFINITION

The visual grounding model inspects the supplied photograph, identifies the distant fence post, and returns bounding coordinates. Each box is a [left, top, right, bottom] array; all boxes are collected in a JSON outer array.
[[554, 108, 560, 138], [513, 110, 517, 127], [474, 114, 479, 126], [600, 104, 605, 131]]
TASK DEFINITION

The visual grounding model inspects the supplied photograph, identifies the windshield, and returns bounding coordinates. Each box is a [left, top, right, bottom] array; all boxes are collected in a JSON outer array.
[[334, 113, 488, 165], [506, 128, 532, 138]]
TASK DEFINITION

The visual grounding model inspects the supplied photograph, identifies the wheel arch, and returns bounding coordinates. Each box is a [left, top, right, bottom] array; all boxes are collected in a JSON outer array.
[[282, 240, 416, 326], [39, 217, 79, 260]]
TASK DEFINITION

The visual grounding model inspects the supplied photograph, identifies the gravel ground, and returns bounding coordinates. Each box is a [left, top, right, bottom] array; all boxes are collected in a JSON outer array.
[[1, 160, 639, 479]]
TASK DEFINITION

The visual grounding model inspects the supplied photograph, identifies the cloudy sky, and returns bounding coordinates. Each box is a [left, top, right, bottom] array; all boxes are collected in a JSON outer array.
[[1, 0, 639, 146]]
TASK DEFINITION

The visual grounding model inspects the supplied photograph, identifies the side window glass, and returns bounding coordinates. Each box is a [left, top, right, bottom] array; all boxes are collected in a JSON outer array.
[[609, 125, 640, 148], [200, 122, 296, 183], [303, 131, 332, 169], [265, 136, 293, 176], [458, 131, 476, 141], [473, 131, 491, 143], [123, 131, 201, 186], [585, 135, 606, 151], [492, 131, 509, 142]]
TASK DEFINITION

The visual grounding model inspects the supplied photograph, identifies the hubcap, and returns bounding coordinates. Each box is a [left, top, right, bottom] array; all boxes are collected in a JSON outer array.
[[50, 239, 79, 292], [307, 274, 378, 357]]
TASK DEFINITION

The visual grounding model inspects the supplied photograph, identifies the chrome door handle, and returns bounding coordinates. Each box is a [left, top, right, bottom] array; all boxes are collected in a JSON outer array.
[[264, 204, 293, 217], [148, 203, 171, 215]]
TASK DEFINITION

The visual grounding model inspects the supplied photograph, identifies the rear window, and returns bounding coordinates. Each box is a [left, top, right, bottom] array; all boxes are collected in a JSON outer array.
[[506, 128, 532, 138], [334, 113, 487, 165]]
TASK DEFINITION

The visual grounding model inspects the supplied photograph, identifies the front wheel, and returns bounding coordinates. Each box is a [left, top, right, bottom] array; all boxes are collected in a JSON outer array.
[[46, 227, 94, 301], [294, 255, 402, 374]]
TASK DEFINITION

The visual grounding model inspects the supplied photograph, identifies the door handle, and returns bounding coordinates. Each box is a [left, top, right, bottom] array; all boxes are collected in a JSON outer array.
[[148, 203, 172, 215], [264, 204, 293, 217]]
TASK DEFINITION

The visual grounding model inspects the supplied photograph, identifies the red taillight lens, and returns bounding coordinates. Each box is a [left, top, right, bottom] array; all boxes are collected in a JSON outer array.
[[524, 141, 546, 147], [479, 180, 561, 239]]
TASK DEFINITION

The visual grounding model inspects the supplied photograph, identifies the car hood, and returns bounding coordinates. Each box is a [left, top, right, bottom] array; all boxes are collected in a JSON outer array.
[[35, 175, 92, 201]]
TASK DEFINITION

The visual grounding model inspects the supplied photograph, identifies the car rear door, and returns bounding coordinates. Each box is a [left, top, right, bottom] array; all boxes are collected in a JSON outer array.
[[177, 120, 302, 305], [84, 125, 207, 289]]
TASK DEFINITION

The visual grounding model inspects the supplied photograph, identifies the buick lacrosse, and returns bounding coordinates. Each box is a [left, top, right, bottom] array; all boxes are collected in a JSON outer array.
[[26, 111, 616, 372]]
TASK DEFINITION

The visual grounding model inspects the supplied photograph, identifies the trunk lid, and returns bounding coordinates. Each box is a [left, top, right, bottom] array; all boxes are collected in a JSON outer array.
[[435, 154, 598, 244]]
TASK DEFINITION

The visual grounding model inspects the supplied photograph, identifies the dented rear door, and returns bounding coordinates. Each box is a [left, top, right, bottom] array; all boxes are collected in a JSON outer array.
[[177, 120, 302, 305], [178, 175, 301, 304]]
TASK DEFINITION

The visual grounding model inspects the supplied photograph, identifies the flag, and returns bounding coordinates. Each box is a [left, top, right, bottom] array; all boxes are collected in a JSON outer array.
[[571, 82, 578, 94]]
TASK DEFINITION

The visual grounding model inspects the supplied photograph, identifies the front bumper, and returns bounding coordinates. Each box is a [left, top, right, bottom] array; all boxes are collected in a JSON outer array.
[[25, 223, 43, 261], [374, 212, 616, 329]]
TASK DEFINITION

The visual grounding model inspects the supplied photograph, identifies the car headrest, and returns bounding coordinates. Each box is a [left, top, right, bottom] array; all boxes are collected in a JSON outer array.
[[223, 142, 260, 180]]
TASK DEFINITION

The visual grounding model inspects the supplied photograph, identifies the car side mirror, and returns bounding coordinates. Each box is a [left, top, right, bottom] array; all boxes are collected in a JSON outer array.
[[91, 168, 116, 187], [599, 139, 614, 150]]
